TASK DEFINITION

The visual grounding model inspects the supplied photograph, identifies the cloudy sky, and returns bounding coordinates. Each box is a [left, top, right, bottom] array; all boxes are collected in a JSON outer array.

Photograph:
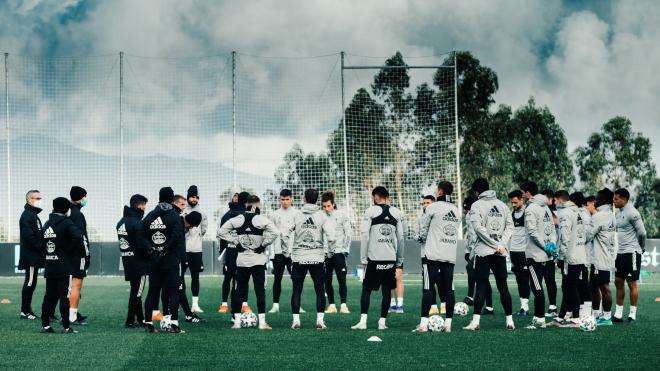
[[1, 0, 658, 169]]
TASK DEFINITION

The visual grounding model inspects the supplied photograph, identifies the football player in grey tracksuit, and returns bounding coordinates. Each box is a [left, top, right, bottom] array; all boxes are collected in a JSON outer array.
[[589, 188, 616, 325], [268, 189, 300, 313], [218, 195, 279, 330], [520, 181, 557, 328], [352, 186, 405, 331], [321, 191, 353, 314], [182, 185, 208, 314], [463, 178, 514, 331], [414, 181, 459, 333], [415, 195, 440, 315], [613, 188, 646, 322], [553, 190, 584, 326], [282, 188, 338, 330], [508, 190, 530, 315]]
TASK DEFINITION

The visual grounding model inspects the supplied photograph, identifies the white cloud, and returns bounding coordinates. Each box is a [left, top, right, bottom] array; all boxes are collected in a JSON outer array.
[[1, 0, 658, 177], [538, 2, 660, 169]]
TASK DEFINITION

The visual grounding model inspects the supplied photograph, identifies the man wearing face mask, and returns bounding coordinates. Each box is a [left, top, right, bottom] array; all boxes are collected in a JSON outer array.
[[116, 194, 150, 328], [19, 190, 45, 320], [68, 186, 89, 326], [183, 185, 207, 314]]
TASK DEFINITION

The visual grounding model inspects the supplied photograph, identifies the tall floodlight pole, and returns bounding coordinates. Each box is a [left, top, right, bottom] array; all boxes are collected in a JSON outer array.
[[232, 51, 237, 189], [340, 52, 351, 215], [4, 53, 10, 242], [119, 52, 124, 208], [453, 51, 463, 238]]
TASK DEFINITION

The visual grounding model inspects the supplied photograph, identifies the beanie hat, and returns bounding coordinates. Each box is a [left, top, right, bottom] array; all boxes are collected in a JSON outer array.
[[185, 211, 202, 227], [53, 197, 71, 214], [187, 185, 199, 198], [238, 191, 250, 205], [159, 187, 175, 203], [70, 186, 87, 202]]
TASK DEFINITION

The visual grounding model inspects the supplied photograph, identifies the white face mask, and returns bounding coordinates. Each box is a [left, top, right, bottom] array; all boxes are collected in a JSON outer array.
[[34, 199, 43, 208]]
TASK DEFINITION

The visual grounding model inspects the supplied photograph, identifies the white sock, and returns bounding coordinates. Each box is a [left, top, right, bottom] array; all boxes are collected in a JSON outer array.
[[397, 297, 404, 307], [506, 315, 513, 326], [486, 306, 493, 311], [341, 303, 347, 308], [222, 302, 228, 306], [420, 317, 429, 327], [549, 305, 557, 311], [566, 311, 573, 319], [592, 309, 600, 317], [328, 303, 336, 309], [431, 304, 438, 311], [584, 302, 592, 315], [534, 316, 544, 323], [472, 314, 481, 325], [629, 306, 637, 320], [258, 313, 266, 323], [317, 313, 324, 323], [234, 313, 240, 322], [192, 296, 199, 307], [242, 302, 248, 307], [614, 304, 624, 319], [390, 298, 396, 306], [521, 298, 529, 311], [603, 311, 611, 320], [292, 314, 300, 323], [360, 313, 368, 323], [69, 308, 78, 322], [272, 303, 279, 309], [378, 317, 386, 326], [444, 318, 452, 328]]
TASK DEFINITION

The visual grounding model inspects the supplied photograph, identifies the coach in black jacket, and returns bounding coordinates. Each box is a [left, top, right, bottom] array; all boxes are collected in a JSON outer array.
[[68, 186, 89, 325], [117, 194, 150, 328], [142, 187, 186, 333], [19, 190, 45, 320], [40, 197, 84, 333]]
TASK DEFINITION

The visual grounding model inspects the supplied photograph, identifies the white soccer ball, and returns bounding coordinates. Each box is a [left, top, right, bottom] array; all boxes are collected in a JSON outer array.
[[579, 316, 597, 332], [240, 312, 258, 328], [428, 315, 445, 332], [454, 302, 469, 316]]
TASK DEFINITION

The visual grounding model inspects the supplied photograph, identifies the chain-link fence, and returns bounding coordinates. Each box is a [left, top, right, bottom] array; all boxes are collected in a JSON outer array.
[[0, 51, 458, 242]]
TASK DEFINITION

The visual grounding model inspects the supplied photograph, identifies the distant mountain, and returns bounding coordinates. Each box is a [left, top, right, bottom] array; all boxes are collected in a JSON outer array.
[[1, 136, 277, 241]]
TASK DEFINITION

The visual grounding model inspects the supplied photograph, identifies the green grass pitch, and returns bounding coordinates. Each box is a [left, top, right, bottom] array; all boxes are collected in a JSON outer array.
[[0, 274, 659, 370]]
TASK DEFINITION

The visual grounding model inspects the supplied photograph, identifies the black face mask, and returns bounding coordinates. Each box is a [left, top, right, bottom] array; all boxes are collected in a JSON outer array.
[[437, 195, 452, 203]]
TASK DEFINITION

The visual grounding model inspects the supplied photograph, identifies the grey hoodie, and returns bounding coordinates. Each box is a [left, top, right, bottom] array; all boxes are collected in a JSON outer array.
[[556, 201, 584, 266], [183, 203, 207, 253], [282, 203, 337, 264], [326, 209, 352, 254], [269, 206, 300, 257], [590, 204, 616, 271], [468, 190, 513, 257], [578, 207, 594, 265], [360, 204, 405, 266], [418, 200, 460, 263], [616, 203, 646, 254], [217, 212, 279, 267], [524, 194, 556, 263], [465, 210, 478, 258]]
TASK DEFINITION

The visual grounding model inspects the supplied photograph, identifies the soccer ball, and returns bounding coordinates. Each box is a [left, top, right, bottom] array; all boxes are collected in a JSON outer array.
[[579, 316, 597, 332], [454, 302, 469, 316], [428, 315, 445, 332], [240, 312, 258, 328]]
